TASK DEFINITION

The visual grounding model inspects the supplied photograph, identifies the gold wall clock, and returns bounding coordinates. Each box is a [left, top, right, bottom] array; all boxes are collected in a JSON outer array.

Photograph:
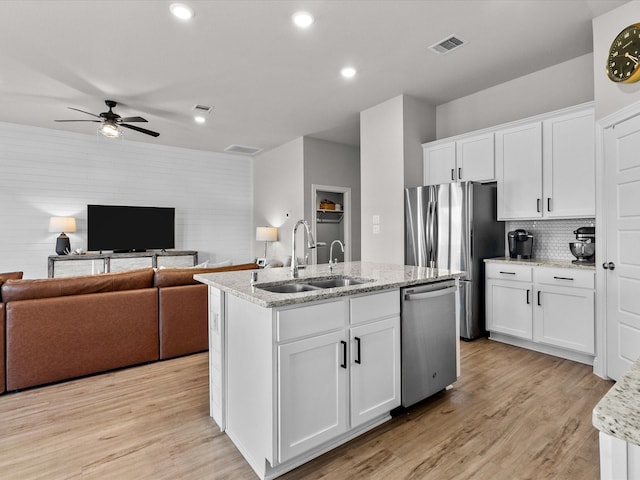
[[607, 23, 640, 83]]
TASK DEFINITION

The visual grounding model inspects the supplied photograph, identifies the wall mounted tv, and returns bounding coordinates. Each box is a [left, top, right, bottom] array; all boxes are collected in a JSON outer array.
[[87, 204, 175, 252]]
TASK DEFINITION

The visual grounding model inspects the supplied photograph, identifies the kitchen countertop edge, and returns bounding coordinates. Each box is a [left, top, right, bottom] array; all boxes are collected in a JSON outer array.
[[484, 257, 596, 270], [194, 261, 465, 308], [593, 359, 640, 447]]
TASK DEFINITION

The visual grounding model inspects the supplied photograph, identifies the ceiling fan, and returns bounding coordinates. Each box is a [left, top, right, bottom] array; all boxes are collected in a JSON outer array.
[[55, 100, 160, 138]]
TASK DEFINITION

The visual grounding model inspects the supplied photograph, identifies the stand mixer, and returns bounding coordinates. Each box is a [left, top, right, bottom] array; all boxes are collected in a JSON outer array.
[[569, 227, 595, 264]]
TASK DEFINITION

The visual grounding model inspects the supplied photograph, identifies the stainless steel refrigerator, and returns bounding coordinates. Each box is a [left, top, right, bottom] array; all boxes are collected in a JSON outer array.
[[405, 182, 504, 340]]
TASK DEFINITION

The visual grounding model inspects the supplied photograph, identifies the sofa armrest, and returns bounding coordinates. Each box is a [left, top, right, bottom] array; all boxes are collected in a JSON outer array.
[[159, 284, 208, 360]]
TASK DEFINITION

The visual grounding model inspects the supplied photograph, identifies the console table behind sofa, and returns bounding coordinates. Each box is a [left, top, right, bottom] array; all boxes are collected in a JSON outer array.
[[48, 250, 198, 278]]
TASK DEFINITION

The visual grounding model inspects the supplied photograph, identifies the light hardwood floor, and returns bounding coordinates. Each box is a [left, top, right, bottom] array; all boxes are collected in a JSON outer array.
[[0, 339, 613, 479]]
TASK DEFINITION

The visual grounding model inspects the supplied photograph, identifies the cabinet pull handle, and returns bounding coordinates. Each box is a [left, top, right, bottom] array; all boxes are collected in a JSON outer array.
[[499, 271, 516, 275], [537, 291, 542, 306], [553, 276, 574, 281], [547, 198, 552, 212], [458, 167, 462, 180], [340, 340, 347, 369], [355, 337, 361, 364], [451, 169, 455, 181], [537, 198, 541, 212], [526, 289, 530, 305]]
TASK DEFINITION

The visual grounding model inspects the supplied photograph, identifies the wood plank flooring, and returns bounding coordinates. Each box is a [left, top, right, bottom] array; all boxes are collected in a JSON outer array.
[[0, 339, 613, 479]]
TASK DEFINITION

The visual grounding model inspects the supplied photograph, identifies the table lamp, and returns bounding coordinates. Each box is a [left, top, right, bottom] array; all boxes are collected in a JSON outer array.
[[49, 216, 77, 255], [256, 226, 278, 260]]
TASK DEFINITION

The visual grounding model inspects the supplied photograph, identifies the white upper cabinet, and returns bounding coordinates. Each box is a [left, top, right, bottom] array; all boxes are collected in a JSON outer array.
[[542, 108, 595, 218], [496, 122, 543, 219], [496, 104, 595, 221], [423, 132, 495, 185]]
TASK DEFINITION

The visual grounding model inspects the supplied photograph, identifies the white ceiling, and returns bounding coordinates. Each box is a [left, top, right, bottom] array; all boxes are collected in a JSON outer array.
[[0, 0, 627, 154]]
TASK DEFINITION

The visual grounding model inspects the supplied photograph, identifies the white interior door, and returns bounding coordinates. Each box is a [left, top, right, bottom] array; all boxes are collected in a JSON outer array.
[[604, 114, 640, 380]]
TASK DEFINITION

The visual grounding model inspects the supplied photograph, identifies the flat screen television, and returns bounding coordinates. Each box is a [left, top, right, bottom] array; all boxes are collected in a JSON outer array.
[[87, 204, 175, 252]]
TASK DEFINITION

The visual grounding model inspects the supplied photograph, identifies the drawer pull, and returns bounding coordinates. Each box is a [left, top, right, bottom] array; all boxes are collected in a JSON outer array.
[[553, 276, 574, 281], [451, 169, 455, 181], [526, 289, 530, 305], [537, 291, 542, 306], [355, 337, 362, 364], [499, 271, 516, 275], [340, 341, 347, 369]]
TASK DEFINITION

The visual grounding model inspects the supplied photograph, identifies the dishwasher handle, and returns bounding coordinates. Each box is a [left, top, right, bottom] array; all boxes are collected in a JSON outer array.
[[404, 285, 457, 301]]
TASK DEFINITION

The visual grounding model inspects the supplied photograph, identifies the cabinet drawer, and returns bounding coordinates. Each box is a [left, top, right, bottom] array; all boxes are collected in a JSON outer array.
[[350, 289, 399, 325], [486, 263, 532, 282], [277, 299, 346, 342], [534, 267, 594, 289]]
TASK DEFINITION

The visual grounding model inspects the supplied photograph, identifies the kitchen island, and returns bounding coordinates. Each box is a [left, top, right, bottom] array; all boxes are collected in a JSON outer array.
[[593, 359, 640, 480], [195, 261, 463, 479]]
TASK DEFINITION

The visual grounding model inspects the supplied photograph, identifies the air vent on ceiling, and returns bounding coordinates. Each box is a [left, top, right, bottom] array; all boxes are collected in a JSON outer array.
[[193, 104, 214, 114], [224, 144, 263, 156], [429, 35, 466, 55]]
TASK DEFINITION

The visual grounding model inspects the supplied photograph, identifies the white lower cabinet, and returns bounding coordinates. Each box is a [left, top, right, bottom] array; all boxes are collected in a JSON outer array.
[[220, 288, 401, 479], [278, 330, 348, 462], [485, 263, 595, 362]]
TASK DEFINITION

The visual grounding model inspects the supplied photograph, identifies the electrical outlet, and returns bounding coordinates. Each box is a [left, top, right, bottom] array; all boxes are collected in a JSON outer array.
[[373, 225, 380, 234]]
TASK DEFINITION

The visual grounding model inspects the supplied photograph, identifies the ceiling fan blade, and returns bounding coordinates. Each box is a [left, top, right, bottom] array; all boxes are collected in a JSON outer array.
[[54, 119, 101, 122], [120, 123, 160, 137], [118, 116, 148, 123], [67, 107, 101, 118]]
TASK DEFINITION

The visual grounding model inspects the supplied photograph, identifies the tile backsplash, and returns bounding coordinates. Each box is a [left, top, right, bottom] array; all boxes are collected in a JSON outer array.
[[505, 218, 595, 261]]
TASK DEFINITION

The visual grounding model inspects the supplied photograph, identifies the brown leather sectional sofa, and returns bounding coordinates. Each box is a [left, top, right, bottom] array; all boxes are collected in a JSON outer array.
[[0, 263, 257, 393]]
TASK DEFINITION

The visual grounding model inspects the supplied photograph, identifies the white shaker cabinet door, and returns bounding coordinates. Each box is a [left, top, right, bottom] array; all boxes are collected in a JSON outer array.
[[278, 330, 348, 463], [456, 132, 495, 183], [424, 141, 456, 185], [350, 316, 401, 428], [486, 281, 533, 340], [533, 286, 595, 354], [542, 108, 595, 218], [496, 122, 543, 220]]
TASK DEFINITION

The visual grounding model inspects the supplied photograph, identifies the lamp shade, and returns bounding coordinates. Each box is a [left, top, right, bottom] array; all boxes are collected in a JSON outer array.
[[49, 216, 77, 233], [256, 226, 278, 242]]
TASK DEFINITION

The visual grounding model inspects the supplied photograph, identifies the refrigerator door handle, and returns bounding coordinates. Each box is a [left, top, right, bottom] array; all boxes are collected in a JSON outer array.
[[431, 199, 438, 268]]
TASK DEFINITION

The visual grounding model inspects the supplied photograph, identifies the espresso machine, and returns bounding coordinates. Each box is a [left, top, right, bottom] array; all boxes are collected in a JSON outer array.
[[569, 226, 595, 264], [508, 229, 534, 259]]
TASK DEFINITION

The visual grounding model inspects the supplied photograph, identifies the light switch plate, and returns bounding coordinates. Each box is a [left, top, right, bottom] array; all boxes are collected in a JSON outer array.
[[372, 214, 380, 225]]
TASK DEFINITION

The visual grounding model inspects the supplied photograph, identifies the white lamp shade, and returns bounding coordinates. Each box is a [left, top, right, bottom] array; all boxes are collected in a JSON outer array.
[[49, 216, 77, 233], [256, 226, 278, 242]]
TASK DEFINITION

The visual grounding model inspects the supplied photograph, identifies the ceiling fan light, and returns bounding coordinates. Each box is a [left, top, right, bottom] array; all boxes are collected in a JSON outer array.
[[98, 122, 122, 138]]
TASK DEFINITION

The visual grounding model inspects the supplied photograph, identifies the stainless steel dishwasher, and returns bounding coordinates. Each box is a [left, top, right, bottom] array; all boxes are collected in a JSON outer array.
[[401, 280, 457, 407]]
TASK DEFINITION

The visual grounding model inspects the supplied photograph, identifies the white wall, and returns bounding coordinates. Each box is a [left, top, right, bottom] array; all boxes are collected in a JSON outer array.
[[593, 0, 640, 120], [0, 122, 253, 279], [436, 53, 595, 139], [360, 95, 436, 264], [303, 137, 361, 261], [252, 137, 304, 263]]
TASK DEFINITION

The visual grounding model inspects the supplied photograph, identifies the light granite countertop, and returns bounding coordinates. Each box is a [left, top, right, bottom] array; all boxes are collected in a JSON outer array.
[[194, 261, 464, 308], [484, 257, 596, 271], [593, 360, 640, 446]]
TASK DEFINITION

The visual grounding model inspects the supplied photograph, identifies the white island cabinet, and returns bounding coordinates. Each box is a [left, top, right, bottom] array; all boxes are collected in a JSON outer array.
[[196, 261, 463, 480]]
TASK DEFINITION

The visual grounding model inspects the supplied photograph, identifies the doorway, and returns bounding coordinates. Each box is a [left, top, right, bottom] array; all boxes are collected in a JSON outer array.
[[311, 184, 351, 265]]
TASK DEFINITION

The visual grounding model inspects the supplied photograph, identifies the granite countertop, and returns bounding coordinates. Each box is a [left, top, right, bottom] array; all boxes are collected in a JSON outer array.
[[484, 257, 596, 271], [593, 360, 640, 446], [194, 261, 464, 308]]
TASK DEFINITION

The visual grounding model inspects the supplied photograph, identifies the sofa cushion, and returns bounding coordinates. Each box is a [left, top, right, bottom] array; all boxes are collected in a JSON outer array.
[[0, 271, 23, 302], [1, 268, 154, 302], [153, 263, 259, 288]]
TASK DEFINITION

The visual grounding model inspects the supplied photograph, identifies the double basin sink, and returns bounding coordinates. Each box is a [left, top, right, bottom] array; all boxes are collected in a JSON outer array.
[[257, 276, 372, 294]]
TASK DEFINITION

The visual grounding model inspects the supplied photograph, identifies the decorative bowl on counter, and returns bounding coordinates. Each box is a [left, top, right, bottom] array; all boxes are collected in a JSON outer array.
[[569, 241, 595, 263]]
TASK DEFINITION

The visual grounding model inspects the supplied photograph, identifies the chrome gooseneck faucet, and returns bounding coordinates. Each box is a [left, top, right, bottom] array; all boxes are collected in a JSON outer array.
[[291, 219, 316, 278], [328, 240, 344, 272]]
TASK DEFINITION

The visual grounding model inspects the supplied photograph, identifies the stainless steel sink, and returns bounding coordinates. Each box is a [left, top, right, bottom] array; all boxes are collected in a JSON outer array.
[[305, 277, 371, 288], [256, 276, 372, 294], [258, 283, 322, 294]]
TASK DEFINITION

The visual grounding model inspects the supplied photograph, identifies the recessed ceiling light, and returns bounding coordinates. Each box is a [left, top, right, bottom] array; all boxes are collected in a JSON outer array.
[[341, 67, 357, 79], [292, 11, 314, 28], [170, 3, 195, 20], [194, 116, 206, 124]]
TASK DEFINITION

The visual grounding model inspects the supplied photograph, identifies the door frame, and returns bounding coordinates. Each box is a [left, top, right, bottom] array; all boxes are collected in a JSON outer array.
[[595, 98, 640, 379], [311, 184, 351, 265]]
